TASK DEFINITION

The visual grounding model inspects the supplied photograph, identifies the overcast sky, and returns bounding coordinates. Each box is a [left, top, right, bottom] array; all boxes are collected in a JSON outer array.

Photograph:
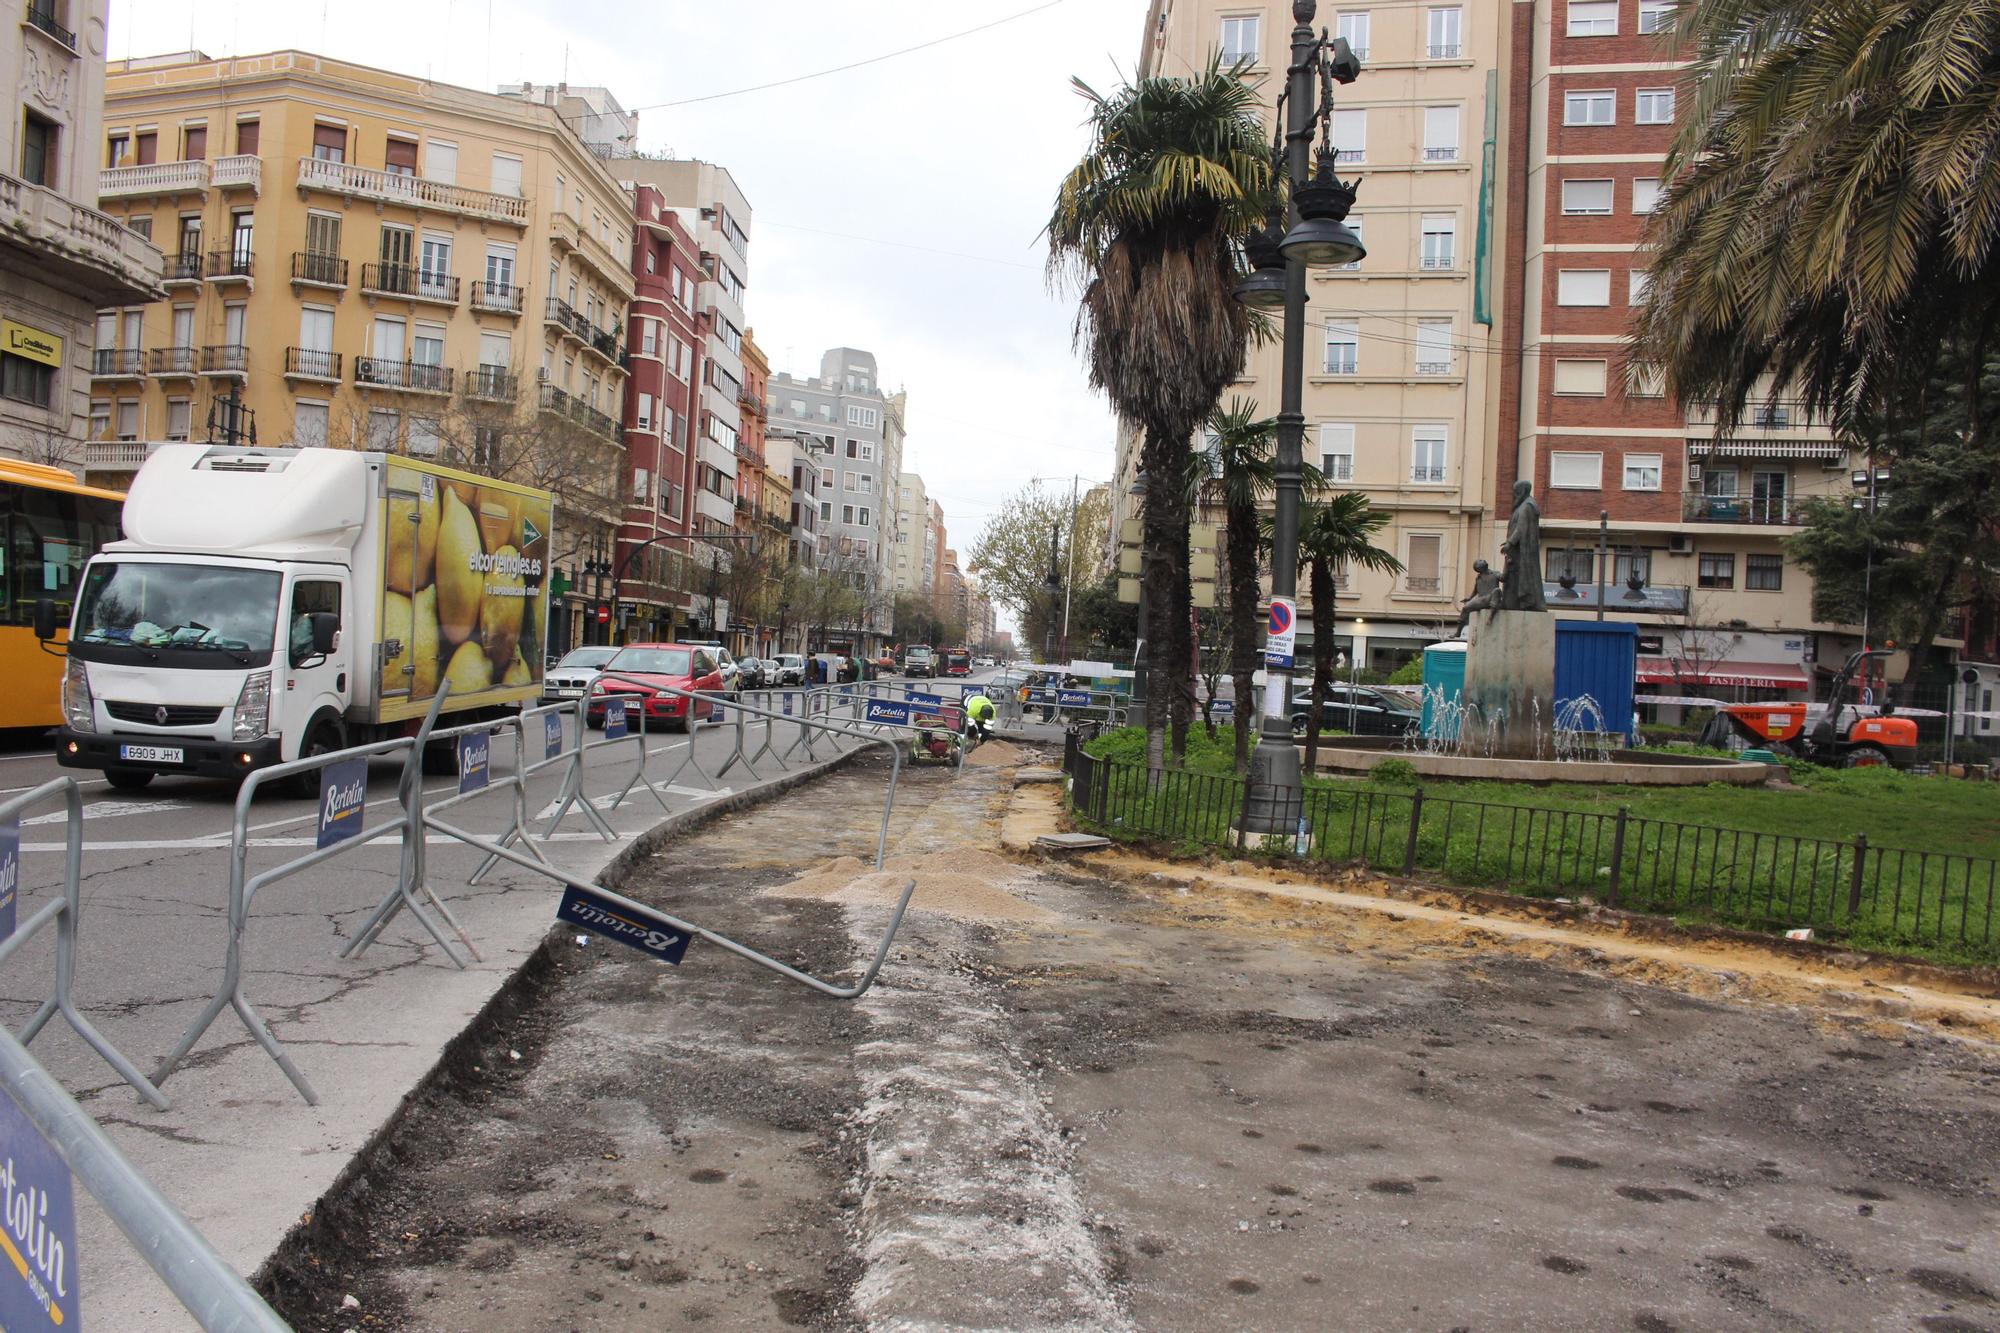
[[112, 0, 1136, 627]]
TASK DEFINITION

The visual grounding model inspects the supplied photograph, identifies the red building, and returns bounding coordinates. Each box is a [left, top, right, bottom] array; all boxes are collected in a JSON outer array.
[[617, 184, 707, 641]]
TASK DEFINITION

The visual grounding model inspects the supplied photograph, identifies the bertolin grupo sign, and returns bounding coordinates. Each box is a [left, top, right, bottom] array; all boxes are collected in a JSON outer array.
[[558, 884, 691, 964], [0, 1086, 78, 1331], [317, 758, 368, 850]]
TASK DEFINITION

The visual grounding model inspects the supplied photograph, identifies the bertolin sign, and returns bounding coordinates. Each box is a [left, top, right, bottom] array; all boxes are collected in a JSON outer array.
[[558, 884, 691, 964], [0, 1087, 78, 1331]]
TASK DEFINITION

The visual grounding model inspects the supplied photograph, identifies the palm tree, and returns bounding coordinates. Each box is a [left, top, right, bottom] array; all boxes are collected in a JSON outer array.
[[1296, 495, 1401, 770], [1633, 0, 2000, 694], [1048, 58, 1278, 773]]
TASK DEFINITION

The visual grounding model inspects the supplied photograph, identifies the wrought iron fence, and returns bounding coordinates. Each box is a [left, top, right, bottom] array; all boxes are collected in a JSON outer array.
[[1061, 744, 1999, 959]]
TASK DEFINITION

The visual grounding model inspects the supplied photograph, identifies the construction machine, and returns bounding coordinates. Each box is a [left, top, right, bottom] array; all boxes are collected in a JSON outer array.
[[1700, 649, 1917, 768]]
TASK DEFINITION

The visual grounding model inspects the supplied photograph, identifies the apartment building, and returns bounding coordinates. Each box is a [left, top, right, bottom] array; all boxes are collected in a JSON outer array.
[[1502, 0, 1863, 695], [0, 0, 163, 467], [768, 346, 903, 652], [892, 470, 930, 595], [1137, 0, 1509, 674], [928, 497, 948, 612], [616, 181, 706, 642]]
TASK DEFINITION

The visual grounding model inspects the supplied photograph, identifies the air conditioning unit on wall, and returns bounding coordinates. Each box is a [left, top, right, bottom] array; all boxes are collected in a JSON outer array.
[[1668, 534, 1695, 555]]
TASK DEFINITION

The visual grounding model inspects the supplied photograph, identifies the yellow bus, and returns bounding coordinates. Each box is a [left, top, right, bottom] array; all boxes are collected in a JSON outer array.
[[1, 459, 123, 731]]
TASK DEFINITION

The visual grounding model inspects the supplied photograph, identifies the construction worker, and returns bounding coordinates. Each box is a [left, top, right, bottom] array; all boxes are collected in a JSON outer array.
[[963, 689, 997, 745]]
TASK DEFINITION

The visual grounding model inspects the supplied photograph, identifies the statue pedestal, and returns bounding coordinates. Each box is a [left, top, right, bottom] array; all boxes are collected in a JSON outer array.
[[1463, 610, 1556, 759]]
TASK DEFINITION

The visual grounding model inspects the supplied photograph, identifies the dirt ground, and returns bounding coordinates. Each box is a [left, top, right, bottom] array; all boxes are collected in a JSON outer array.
[[269, 750, 2000, 1332]]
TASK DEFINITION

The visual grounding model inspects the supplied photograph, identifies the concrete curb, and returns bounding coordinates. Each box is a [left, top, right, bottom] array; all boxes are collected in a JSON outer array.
[[253, 744, 871, 1311]]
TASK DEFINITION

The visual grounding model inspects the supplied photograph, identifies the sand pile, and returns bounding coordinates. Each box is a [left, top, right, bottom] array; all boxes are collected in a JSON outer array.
[[965, 739, 1025, 767], [769, 849, 1054, 923]]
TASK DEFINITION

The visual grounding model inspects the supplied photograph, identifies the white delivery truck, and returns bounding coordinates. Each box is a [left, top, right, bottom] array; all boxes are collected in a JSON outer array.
[[43, 444, 556, 793]]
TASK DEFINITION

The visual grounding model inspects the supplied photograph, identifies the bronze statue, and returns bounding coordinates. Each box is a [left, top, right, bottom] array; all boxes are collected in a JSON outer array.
[[1456, 558, 1499, 634], [1498, 480, 1546, 612]]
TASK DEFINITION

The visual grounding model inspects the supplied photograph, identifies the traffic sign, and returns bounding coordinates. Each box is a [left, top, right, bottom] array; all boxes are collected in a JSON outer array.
[[1265, 596, 1297, 669]]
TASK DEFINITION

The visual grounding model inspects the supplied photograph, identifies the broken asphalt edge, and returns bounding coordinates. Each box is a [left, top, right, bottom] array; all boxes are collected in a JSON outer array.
[[250, 743, 872, 1314]]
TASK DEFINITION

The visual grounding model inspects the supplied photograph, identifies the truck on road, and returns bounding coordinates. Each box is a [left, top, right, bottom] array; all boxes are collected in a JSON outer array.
[[43, 444, 555, 792]]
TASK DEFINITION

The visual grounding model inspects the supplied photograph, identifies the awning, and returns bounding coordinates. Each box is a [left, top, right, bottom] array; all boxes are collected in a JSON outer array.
[[1636, 658, 1810, 689], [1686, 439, 1846, 460]]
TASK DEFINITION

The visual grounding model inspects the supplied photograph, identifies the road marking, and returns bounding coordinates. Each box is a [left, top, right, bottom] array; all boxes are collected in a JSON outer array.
[[23, 797, 186, 825], [20, 831, 627, 852], [0, 778, 108, 796]]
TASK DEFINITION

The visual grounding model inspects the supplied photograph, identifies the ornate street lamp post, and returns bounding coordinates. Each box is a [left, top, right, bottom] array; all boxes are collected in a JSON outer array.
[[1237, 1, 1364, 833]]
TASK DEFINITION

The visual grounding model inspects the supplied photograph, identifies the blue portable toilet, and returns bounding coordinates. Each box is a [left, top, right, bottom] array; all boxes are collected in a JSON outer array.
[[1421, 641, 1467, 742], [1553, 620, 1639, 742]]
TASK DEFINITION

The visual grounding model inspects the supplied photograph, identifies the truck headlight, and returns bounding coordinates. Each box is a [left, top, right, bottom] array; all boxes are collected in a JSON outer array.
[[232, 671, 272, 741], [61, 659, 94, 734]]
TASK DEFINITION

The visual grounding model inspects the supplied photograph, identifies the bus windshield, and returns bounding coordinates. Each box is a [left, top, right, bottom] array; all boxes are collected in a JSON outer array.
[[72, 562, 281, 666]]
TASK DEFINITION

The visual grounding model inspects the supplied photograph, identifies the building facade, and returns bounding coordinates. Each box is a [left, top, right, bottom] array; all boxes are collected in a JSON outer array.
[[1, 0, 163, 467], [1136, 0, 1510, 674], [892, 469, 930, 596]]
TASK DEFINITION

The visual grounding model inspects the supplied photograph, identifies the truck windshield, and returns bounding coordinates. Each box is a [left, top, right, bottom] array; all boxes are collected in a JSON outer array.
[[72, 562, 281, 665]]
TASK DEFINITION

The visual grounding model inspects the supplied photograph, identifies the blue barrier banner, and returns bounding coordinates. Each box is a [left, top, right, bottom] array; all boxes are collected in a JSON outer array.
[[782, 693, 795, 717], [0, 1085, 79, 1332], [456, 731, 491, 794], [0, 818, 15, 942], [1059, 690, 1092, 707], [604, 698, 628, 739], [544, 712, 564, 761], [316, 758, 368, 850], [864, 699, 913, 726], [558, 885, 691, 964], [1210, 699, 1236, 717], [907, 691, 944, 708]]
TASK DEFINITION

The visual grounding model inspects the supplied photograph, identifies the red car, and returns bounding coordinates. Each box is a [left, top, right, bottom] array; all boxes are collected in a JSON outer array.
[[586, 643, 725, 733], [943, 648, 972, 677]]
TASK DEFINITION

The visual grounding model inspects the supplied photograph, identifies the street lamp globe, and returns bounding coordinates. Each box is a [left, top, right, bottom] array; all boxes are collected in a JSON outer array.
[[1280, 150, 1365, 268], [1233, 216, 1291, 310]]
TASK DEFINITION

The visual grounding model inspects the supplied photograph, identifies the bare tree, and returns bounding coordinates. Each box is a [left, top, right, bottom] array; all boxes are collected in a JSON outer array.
[[15, 419, 79, 470]]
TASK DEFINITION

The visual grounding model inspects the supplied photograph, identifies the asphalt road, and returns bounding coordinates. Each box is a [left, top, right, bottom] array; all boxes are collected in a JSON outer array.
[[0, 676, 996, 1329]]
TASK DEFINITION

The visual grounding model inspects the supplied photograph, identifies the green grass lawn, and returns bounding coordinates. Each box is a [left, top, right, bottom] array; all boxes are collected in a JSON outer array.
[[1079, 726, 2000, 966]]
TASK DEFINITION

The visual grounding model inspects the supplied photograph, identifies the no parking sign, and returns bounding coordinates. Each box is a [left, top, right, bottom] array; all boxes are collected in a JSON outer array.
[[1265, 596, 1297, 670]]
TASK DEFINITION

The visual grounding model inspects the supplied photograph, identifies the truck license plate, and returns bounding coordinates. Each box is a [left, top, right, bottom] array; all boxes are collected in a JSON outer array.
[[118, 744, 184, 764]]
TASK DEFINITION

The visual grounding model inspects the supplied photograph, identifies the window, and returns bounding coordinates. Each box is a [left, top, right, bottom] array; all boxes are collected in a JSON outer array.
[[1332, 108, 1366, 164], [294, 400, 328, 447], [845, 438, 858, 459], [1635, 88, 1676, 124], [413, 323, 445, 372], [1, 353, 53, 408], [1406, 535, 1442, 592], [489, 152, 523, 198], [134, 130, 156, 165], [636, 392, 654, 431], [367, 409, 400, 451], [114, 400, 138, 440], [298, 305, 334, 359], [1628, 361, 1665, 397], [1415, 320, 1453, 375], [1629, 269, 1652, 303], [1218, 13, 1262, 61], [1336, 10, 1369, 59], [1412, 427, 1448, 482], [20, 112, 55, 187], [125, 215, 151, 241], [1319, 423, 1355, 482], [1698, 553, 1736, 589], [1703, 466, 1739, 498], [858, 507, 871, 526], [1639, 1, 1673, 33], [106, 132, 129, 167], [484, 242, 515, 293], [1553, 359, 1609, 395], [633, 467, 650, 502], [380, 136, 417, 177], [1324, 320, 1359, 375], [1423, 107, 1460, 161], [860, 442, 875, 461], [1562, 178, 1614, 214], [235, 119, 261, 157], [637, 320, 656, 356], [177, 213, 201, 258], [181, 124, 206, 162], [1428, 6, 1463, 58], [846, 404, 879, 429], [311, 122, 346, 162], [1558, 269, 1612, 305], [1547, 548, 1594, 584], [821, 467, 835, 488], [842, 504, 855, 525], [230, 208, 253, 264], [1549, 451, 1604, 488], [858, 475, 874, 494], [1338, 215, 1363, 269], [89, 399, 109, 439], [1564, 91, 1615, 125], [1567, 1, 1618, 35], [1420, 215, 1455, 269], [819, 501, 832, 522], [1623, 453, 1663, 490], [1631, 177, 1662, 213]]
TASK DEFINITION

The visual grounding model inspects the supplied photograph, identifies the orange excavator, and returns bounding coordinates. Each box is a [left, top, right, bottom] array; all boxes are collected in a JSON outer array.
[[1700, 649, 1918, 768]]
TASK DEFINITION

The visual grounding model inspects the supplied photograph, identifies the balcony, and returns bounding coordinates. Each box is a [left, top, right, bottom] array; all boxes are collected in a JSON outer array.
[[470, 280, 524, 315], [92, 348, 143, 379], [1333, 149, 1364, 166], [148, 346, 197, 378], [1420, 253, 1457, 271], [290, 250, 348, 291], [1404, 576, 1442, 593], [356, 356, 452, 395], [1428, 42, 1463, 58], [1411, 465, 1448, 483], [162, 251, 202, 285], [537, 382, 620, 441], [544, 297, 583, 341], [360, 262, 459, 306], [0, 170, 164, 303], [1423, 146, 1460, 162], [206, 248, 253, 284], [284, 347, 342, 382], [581, 326, 626, 371], [1324, 355, 1358, 376], [464, 365, 517, 401], [1682, 492, 1802, 526], [1323, 457, 1354, 483], [25, 1, 75, 48], [1415, 360, 1453, 376], [212, 154, 261, 193], [85, 440, 152, 473], [99, 159, 210, 200], [295, 156, 529, 227], [201, 344, 248, 378]]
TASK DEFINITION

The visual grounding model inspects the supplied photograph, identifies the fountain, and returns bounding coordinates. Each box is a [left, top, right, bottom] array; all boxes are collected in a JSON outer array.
[[1313, 482, 1770, 788]]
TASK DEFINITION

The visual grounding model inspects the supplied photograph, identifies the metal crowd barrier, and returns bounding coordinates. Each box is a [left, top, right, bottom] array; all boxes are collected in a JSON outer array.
[[0, 777, 168, 1109]]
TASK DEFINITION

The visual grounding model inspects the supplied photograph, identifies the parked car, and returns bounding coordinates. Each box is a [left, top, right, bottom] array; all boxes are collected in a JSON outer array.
[[542, 645, 619, 706], [904, 645, 935, 678], [586, 644, 725, 733], [682, 641, 741, 697], [738, 656, 768, 691], [974, 656, 996, 668], [1290, 682, 1423, 738], [773, 654, 805, 685]]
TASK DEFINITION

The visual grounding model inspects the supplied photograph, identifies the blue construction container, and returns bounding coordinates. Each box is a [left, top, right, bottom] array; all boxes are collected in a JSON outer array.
[[1553, 619, 1639, 741], [1421, 641, 1467, 742]]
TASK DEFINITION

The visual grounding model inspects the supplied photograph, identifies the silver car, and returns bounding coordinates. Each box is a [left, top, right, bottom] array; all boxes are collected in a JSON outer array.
[[543, 645, 619, 704]]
